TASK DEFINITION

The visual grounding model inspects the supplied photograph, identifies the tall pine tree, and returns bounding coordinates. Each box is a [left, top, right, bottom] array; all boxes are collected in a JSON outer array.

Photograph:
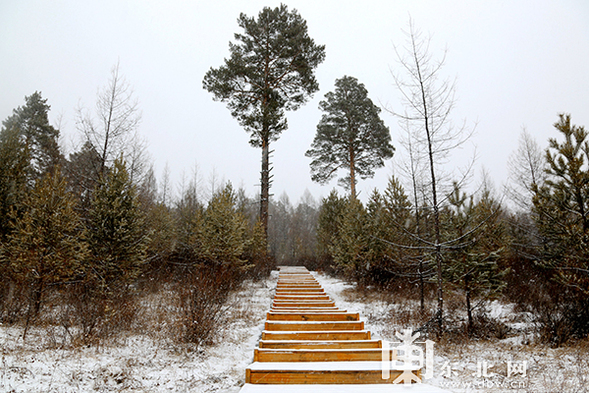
[[203, 4, 325, 236], [306, 76, 394, 198]]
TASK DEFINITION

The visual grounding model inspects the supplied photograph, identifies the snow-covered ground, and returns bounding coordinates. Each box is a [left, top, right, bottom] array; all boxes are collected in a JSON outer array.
[[314, 272, 589, 393], [0, 272, 277, 393], [2, 270, 588, 392]]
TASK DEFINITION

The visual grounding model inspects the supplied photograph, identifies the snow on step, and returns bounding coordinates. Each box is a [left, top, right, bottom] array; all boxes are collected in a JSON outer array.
[[240, 384, 451, 392], [241, 265, 439, 389]]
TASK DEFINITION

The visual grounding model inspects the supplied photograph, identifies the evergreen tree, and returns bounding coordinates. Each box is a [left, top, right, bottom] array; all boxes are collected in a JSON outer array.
[[86, 157, 148, 291], [1, 92, 63, 181], [0, 127, 29, 240], [331, 196, 370, 284], [443, 183, 507, 332], [1, 169, 87, 334], [533, 114, 589, 296], [203, 4, 325, 236], [364, 190, 391, 283], [201, 183, 249, 270], [306, 76, 394, 198], [66, 141, 103, 216], [316, 190, 347, 266]]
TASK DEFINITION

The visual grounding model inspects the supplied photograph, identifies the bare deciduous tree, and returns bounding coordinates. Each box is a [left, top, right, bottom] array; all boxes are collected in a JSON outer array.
[[505, 128, 546, 211], [75, 62, 145, 182], [390, 19, 474, 331]]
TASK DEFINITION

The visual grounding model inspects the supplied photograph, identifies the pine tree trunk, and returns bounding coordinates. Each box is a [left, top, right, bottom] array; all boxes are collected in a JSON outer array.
[[349, 145, 356, 199], [260, 139, 270, 237]]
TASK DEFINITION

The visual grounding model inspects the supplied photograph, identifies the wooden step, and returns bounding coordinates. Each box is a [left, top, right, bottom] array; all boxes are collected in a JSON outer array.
[[273, 301, 335, 308], [271, 304, 339, 309], [276, 285, 323, 289], [261, 330, 371, 341], [270, 307, 343, 312], [254, 348, 396, 362], [259, 340, 382, 350], [268, 309, 348, 314], [274, 295, 331, 300], [246, 361, 420, 384], [265, 321, 364, 331], [266, 312, 359, 321]]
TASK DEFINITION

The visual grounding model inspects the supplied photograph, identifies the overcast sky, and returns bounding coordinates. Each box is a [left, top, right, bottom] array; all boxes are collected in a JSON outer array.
[[1, 0, 588, 205]]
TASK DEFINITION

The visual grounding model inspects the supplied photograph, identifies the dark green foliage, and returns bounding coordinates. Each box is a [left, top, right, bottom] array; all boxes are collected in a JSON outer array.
[[306, 76, 394, 197], [203, 4, 325, 146], [443, 183, 507, 332], [330, 196, 371, 284], [533, 114, 589, 295], [0, 127, 29, 240], [316, 190, 347, 266], [66, 141, 102, 215], [86, 157, 148, 290], [203, 4, 325, 234], [201, 184, 249, 269], [1, 169, 87, 333], [531, 114, 589, 342], [367, 178, 419, 286], [1, 92, 63, 181]]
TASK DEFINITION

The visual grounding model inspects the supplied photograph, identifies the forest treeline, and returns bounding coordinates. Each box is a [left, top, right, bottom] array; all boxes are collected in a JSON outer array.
[[0, 90, 275, 346], [2, 91, 589, 347]]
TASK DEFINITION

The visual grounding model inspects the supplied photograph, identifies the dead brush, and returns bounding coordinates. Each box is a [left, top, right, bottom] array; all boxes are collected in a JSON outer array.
[[176, 265, 236, 347]]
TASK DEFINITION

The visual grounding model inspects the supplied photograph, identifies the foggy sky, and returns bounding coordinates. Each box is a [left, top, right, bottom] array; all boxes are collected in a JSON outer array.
[[1, 0, 588, 205]]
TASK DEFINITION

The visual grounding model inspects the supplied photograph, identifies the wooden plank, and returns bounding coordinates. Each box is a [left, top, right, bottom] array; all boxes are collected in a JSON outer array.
[[276, 285, 322, 289], [266, 312, 359, 321], [273, 295, 331, 301], [254, 348, 397, 362], [261, 330, 371, 341], [246, 366, 420, 384], [268, 309, 348, 313], [265, 321, 365, 331], [259, 340, 382, 350], [272, 302, 335, 308]]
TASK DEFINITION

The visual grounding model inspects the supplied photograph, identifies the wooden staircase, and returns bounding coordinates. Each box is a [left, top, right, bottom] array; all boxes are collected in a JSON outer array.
[[242, 266, 421, 387]]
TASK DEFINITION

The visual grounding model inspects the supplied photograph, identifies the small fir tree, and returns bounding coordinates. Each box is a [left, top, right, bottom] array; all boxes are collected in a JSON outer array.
[[86, 156, 148, 291], [2, 169, 87, 335]]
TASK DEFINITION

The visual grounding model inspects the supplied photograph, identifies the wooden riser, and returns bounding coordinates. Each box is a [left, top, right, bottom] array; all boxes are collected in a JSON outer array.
[[259, 340, 382, 350], [276, 286, 323, 290], [271, 305, 340, 309], [265, 321, 365, 331], [266, 312, 359, 321], [268, 309, 348, 314], [262, 331, 371, 341], [273, 302, 335, 308], [270, 308, 343, 312], [246, 366, 420, 384], [274, 295, 331, 300], [254, 348, 397, 362]]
